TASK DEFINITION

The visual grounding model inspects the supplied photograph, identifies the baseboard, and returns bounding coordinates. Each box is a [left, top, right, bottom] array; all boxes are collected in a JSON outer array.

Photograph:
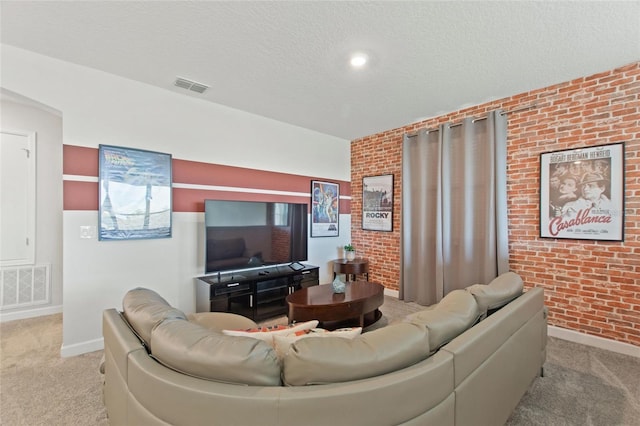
[[0, 304, 62, 322], [384, 288, 399, 298], [548, 325, 640, 359], [61, 337, 104, 358]]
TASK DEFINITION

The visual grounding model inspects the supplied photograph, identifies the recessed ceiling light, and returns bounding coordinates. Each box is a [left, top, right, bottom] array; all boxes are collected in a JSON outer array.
[[350, 53, 368, 68]]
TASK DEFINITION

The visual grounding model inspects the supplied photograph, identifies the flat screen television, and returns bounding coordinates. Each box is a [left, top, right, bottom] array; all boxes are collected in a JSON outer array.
[[204, 200, 308, 274]]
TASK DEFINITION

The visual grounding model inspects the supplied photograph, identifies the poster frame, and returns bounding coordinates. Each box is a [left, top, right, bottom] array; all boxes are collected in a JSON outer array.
[[310, 180, 340, 237], [98, 145, 173, 241], [362, 174, 394, 232], [539, 142, 624, 241]]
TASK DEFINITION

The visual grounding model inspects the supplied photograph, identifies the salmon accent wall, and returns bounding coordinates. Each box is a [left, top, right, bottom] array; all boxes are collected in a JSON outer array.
[[63, 181, 99, 210], [62, 146, 351, 213], [63, 145, 98, 177], [351, 62, 640, 346]]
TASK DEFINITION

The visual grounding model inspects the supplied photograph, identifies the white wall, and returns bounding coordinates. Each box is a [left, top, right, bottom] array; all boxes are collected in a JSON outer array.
[[1, 45, 352, 356], [0, 95, 64, 317]]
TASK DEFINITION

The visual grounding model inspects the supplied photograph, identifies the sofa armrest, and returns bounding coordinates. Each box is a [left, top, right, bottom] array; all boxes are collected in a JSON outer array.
[[187, 312, 258, 331]]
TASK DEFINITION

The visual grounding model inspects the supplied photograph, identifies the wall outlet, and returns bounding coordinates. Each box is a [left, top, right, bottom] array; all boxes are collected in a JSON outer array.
[[80, 225, 96, 239]]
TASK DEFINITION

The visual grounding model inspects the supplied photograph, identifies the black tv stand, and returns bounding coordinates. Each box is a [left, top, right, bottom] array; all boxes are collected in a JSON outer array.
[[213, 273, 247, 283], [196, 264, 319, 321]]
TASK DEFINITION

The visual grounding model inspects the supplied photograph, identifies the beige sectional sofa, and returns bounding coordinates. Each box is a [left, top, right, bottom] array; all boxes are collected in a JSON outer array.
[[102, 272, 546, 426]]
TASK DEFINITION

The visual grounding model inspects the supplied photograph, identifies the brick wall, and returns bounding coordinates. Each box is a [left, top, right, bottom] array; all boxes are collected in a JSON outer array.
[[351, 62, 639, 346]]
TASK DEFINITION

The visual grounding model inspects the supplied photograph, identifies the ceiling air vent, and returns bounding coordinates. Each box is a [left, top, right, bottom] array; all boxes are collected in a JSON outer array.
[[174, 77, 209, 94]]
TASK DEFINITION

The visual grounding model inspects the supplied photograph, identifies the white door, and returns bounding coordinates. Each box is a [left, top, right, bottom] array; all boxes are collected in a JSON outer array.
[[0, 129, 36, 266]]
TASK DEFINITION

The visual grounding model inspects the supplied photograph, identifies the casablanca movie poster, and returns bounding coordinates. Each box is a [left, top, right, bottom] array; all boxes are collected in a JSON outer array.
[[362, 174, 393, 231], [540, 143, 624, 241]]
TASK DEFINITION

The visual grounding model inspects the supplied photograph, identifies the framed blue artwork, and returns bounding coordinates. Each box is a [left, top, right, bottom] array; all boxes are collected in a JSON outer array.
[[98, 145, 172, 241]]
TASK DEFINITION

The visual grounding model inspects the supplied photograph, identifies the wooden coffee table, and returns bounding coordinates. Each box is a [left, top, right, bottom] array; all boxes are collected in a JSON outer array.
[[286, 281, 384, 329]]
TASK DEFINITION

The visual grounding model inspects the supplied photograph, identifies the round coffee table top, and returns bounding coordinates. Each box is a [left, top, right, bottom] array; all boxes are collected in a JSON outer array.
[[286, 281, 384, 328]]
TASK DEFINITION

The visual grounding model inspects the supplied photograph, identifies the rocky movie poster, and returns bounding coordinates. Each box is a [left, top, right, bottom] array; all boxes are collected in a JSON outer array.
[[362, 174, 393, 232], [540, 143, 624, 241]]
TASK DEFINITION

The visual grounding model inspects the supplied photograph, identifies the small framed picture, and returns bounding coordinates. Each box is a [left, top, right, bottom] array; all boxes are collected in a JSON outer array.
[[539, 142, 624, 241], [310, 180, 339, 237], [362, 174, 393, 231], [99, 145, 172, 241]]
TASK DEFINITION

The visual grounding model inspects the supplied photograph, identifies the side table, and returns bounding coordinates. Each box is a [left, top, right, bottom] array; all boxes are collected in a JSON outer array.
[[333, 258, 369, 282]]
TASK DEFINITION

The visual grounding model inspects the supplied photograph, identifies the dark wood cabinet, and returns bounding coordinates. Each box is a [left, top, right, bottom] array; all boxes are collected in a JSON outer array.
[[196, 264, 319, 321]]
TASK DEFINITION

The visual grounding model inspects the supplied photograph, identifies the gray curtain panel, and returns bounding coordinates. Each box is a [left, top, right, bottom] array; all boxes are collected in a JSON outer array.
[[401, 110, 508, 305]]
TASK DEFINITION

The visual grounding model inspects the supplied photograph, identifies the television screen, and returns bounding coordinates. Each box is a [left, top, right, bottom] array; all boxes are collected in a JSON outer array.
[[204, 200, 308, 274]]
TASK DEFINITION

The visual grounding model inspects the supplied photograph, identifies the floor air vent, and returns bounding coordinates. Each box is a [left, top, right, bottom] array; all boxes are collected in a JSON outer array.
[[0, 264, 50, 310]]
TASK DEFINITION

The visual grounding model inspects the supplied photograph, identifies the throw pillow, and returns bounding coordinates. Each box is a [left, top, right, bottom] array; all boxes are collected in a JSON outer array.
[[222, 320, 319, 344], [273, 327, 362, 359]]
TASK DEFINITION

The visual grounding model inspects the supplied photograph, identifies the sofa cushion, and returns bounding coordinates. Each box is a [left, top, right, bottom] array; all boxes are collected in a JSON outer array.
[[404, 289, 480, 351], [221, 320, 319, 344], [122, 287, 187, 347], [282, 322, 430, 386], [150, 318, 281, 386], [466, 272, 524, 319], [273, 327, 362, 359]]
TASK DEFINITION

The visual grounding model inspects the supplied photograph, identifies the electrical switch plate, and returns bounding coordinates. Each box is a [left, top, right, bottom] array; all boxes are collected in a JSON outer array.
[[80, 225, 96, 239]]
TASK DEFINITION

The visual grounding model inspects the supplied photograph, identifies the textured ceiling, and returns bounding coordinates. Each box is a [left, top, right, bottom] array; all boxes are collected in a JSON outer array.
[[1, 1, 639, 140]]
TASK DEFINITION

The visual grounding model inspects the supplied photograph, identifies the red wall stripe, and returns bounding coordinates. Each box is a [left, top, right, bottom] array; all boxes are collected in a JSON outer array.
[[63, 145, 352, 213], [63, 181, 98, 210], [63, 145, 99, 177], [339, 198, 350, 216], [173, 159, 342, 194]]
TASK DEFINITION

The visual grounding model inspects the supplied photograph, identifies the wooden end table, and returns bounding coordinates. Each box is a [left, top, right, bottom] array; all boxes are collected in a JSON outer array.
[[332, 258, 369, 282], [286, 281, 384, 330]]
